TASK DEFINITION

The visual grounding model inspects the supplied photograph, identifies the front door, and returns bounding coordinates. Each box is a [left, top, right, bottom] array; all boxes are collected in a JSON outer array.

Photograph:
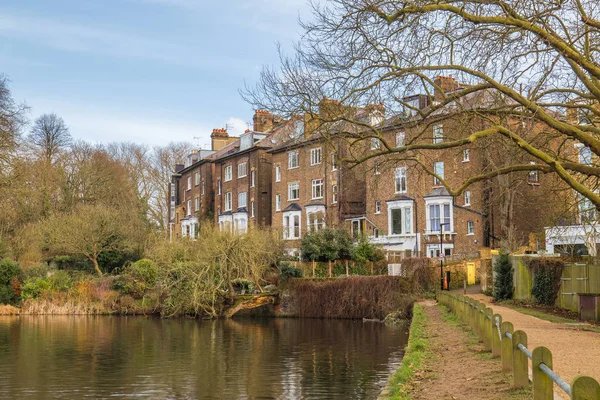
[[467, 263, 476, 285]]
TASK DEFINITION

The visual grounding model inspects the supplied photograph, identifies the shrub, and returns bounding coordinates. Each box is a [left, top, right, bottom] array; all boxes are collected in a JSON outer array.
[[301, 228, 353, 262], [527, 258, 565, 306], [232, 278, 255, 294], [351, 236, 385, 263], [49, 270, 73, 292], [279, 263, 302, 281], [0, 259, 23, 305], [493, 253, 513, 301], [21, 277, 52, 300], [128, 259, 158, 286]]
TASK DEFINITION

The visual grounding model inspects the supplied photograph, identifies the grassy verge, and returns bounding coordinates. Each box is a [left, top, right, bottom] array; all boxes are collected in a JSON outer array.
[[378, 304, 431, 400]]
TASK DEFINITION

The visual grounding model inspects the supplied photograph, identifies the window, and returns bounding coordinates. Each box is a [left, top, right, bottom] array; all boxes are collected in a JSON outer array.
[[375, 200, 381, 214], [275, 194, 281, 211], [332, 184, 338, 204], [467, 221, 475, 235], [312, 179, 323, 199], [217, 179, 221, 195], [395, 167, 407, 193], [371, 137, 381, 150], [194, 196, 200, 212], [288, 182, 300, 200], [187, 200, 191, 216], [201, 181, 205, 196], [288, 150, 299, 169], [194, 172, 200, 186], [224, 165, 232, 182], [374, 228, 379, 238], [251, 201, 255, 218], [464, 191, 471, 206], [579, 146, 592, 166], [283, 212, 301, 239], [187, 176, 192, 190], [433, 124, 444, 143], [238, 162, 247, 178], [391, 209, 403, 235], [528, 163, 539, 185], [310, 147, 322, 165], [579, 193, 596, 223], [238, 192, 247, 208], [388, 201, 413, 236], [332, 154, 338, 171], [307, 210, 325, 232], [463, 149, 470, 162], [224, 192, 232, 211], [433, 162, 444, 185], [251, 170, 256, 187], [396, 131, 405, 147], [275, 165, 281, 182], [375, 162, 380, 175], [428, 203, 451, 232]]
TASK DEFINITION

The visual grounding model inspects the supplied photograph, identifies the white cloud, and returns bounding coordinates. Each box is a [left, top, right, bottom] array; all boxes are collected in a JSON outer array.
[[225, 116, 250, 135]]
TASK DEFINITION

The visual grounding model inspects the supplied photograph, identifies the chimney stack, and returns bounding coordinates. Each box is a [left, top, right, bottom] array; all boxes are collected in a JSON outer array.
[[433, 76, 461, 101], [253, 110, 274, 132], [211, 128, 229, 151]]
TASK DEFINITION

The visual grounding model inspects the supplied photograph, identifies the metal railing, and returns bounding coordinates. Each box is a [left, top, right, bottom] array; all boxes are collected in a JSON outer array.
[[437, 291, 600, 399]]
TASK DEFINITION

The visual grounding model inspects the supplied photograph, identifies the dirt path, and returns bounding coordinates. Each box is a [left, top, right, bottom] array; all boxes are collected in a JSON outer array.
[[410, 300, 530, 400], [468, 293, 600, 395]]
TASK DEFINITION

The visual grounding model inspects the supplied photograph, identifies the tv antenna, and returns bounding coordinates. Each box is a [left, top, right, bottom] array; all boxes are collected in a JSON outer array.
[[193, 137, 202, 148]]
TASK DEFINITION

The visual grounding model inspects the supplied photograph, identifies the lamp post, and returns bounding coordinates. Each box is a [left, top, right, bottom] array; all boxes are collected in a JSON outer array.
[[439, 222, 450, 291]]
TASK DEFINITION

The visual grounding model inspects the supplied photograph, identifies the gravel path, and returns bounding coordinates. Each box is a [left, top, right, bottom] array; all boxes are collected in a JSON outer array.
[[467, 293, 600, 397]]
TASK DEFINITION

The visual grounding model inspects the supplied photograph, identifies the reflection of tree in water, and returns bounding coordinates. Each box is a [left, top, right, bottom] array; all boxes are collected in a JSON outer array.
[[0, 316, 408, 399]]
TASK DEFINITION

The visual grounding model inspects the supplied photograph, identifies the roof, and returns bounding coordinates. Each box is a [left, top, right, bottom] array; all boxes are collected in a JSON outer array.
[[424, 187, 452, 198], [386, 194, 415, 202], [305, 199, 326, 207], [283, 203, 302, 212]]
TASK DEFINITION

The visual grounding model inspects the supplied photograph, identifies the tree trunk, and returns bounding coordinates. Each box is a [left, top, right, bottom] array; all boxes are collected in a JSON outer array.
[[92, 258, 103, 276]]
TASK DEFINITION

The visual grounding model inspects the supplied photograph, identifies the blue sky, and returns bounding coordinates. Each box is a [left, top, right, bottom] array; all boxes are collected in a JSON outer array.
[[0, 0, 310, 147]]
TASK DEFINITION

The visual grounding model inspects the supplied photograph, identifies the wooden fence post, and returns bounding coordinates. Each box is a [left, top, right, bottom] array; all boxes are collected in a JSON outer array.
[[512, 330, 529, 389], [345, 260, 349, 276], [328, 260, 332, 278], [501, 321, 514, 372], [483, 308, 493, 351], [532, 347, 553, 400], [571, 376, 600, 399], [492, 314, 502, 358], [312, 260, 316, 277]]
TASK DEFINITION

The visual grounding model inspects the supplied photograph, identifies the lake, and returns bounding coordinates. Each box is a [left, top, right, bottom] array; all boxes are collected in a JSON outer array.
[[0, 316, 408, 399]]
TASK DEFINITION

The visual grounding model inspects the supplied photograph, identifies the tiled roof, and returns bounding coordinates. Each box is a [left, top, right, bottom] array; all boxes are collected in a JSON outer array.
[[283, 203, 302, 212]]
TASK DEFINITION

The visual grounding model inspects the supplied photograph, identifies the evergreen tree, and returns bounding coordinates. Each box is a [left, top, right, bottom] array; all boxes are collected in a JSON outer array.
[[493, 253, 513, 301]]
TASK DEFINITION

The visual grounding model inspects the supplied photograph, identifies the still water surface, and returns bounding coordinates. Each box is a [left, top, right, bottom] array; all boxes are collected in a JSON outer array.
[[0, 316, 407, 400]]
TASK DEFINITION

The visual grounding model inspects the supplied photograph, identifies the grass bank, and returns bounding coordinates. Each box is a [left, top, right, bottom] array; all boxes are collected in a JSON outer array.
[[378, 303, 430, 400]]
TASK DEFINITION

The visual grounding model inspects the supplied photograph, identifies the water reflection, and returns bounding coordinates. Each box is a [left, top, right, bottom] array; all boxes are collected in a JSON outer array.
[[0, 316, 408, 399]]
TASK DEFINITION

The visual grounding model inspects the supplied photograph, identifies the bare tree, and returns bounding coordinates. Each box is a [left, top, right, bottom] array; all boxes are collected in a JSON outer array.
[[0, 74, 27, 180], [28, 113, 71, 163], [244, 0, 600, 207]]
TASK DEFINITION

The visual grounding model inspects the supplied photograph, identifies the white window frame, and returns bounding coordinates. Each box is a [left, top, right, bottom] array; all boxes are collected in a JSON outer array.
[[194, 196, 200, 212], [396, 131, 405, 147], [464, 190, 471, 206], [283, 210, 301, 240], [288, 182, 300, 201], [331, 154, 338, 171], [463, 149, 470, 162], [375, 200, 381, 214], [579, 145, 592, 166], [306, 205, 326, 232], [433, 124, 444, 144], [433, 162, 444, 186], [387, 200, 414, 236], [217, 179, 222, 195], [187, 176, 192, 190], [370, 137, 381, 150], [275, 194, 281, 211], [187, 199, 192, 216], [275, 165, 281, 182], [224, 192, 232, 211], [375, 162, 380, 175], [332, 184, 338, 204], [425, 197, 454, 234], [201, 180, 205, 196], [224, 165, 232, 182], [251, 201, 255, 218], [467, 221, 475, 235], [395, 167, 407, 194], [238, 162, 247, 178], [238, 192, 247, 208], [251, 170, 256, 187], [310, 147, 322, 166], [288, 150, 299, 169], [311, 179, 323, 200], [194, 171, 200, 186]]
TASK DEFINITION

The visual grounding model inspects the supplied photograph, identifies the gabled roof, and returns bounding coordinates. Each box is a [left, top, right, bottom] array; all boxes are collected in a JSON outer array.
[[283, 203, 302, 212], [424, 187, 452, 198], [386, 194, 415, 202]]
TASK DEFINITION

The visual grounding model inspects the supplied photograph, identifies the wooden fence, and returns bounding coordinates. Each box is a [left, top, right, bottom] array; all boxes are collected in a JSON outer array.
[[437, 291, 600, 399]]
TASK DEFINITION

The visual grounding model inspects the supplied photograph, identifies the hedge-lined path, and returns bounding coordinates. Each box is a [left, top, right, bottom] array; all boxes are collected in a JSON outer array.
[[409, 300, 530, 400], [465, 292, 600, 398]]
